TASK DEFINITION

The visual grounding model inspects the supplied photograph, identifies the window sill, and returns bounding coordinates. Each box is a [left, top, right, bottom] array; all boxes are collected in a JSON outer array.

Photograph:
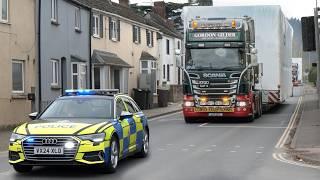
[[111, 38, 118, 42], [75, 28, 82, 33], [93, 35, 101, 39], [134, 41, 140, 44], [11, 93, 27, 100], [0, 20, 10, 25], [148, 45, 153, 48], [51, 85, 61, 90], [51, 20, 59, 26]]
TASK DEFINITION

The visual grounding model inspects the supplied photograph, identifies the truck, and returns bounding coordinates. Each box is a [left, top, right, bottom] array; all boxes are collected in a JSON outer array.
[[292, 58, 303, 86], [181, 5, 293, 123]]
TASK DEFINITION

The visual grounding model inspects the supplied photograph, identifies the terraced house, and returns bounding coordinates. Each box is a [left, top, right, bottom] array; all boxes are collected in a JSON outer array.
[[0, 0, 36, 126], [37, 0, 91, 110], [78, 0, 160, 99]]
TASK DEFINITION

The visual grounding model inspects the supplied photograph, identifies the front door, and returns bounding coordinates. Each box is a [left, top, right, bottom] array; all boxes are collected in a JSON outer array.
[[114, 69, 120, 90]]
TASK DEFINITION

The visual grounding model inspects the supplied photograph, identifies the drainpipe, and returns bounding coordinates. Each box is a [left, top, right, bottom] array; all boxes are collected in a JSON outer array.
[[37, 0, 42, 112], [89, 9, 92, 88]]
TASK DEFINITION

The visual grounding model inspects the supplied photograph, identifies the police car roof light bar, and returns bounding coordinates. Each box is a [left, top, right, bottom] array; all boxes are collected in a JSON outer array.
[[64, 89, 119, 96]]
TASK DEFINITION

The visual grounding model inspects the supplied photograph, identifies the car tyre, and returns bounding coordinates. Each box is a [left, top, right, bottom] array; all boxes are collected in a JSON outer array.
[[13, 164, 33, 173], [99, 136, 119, 174], [136, 129, 149, 158]]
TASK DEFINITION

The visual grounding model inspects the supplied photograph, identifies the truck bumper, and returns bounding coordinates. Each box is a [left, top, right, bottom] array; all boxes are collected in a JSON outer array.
[[183, 107, 252, 118]]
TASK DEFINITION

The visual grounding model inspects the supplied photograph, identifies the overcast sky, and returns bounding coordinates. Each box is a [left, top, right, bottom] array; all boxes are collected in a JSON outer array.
[[125, 0, 316, 18]]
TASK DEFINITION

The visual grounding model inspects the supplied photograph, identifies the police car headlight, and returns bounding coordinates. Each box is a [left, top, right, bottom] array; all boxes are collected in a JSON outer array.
[[79, 133, 105, 143], [10, 133, 25, 142]]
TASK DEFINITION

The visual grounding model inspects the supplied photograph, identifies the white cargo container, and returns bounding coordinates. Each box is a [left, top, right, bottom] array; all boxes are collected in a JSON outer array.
[[182, 5, 293, 108]]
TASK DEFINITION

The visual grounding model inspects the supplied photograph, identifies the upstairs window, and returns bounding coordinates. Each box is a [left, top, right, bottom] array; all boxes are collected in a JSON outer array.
[[51, 0, 58, 23], [166, 39, 170, 55], [167, 64, 170, 81], [0, 0, 8, 22], [133, 25, 141, 43], [92, 14, 100, 37], [109, 18, 120, 41], [146, 30, 154, 47], [178, 41, 180, 49], [75, 7, 81, 31]]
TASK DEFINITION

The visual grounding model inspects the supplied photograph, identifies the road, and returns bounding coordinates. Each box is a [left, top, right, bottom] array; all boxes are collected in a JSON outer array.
[[0, 87, 319, 179]]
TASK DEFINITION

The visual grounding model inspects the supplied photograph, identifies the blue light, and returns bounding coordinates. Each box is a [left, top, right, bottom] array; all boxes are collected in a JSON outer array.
[[26, 138, 34, 143]]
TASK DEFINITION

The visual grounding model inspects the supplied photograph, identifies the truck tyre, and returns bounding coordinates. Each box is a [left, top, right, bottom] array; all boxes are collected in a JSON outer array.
[[184, 117, 196, 123], [13, 164, 33, 173]]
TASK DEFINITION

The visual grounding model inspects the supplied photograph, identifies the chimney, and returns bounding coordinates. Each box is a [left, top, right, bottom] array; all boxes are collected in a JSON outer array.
[[119, 0, 129, 7], [153, 1, 166, 19]]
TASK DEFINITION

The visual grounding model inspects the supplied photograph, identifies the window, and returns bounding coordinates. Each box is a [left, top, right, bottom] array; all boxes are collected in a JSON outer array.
[[123, 98, 137, 113], [71, 63, 86, 89], [167, 64, 170, 81], [51, 60, 59, 86], [0, 0, 8, 22], [178, 41, 180, 49], [116, 98, 126, 118], [133, 25, 141, 43], [163, 64, 166, 79], [12, 60, 24, 93], [51, 0, 58, 22], [140, 60, 157, 94], [111, 20, 117, 40], [93, 15, 100, 37], [75, 7, 81, 31], [109, 18, 120, 41], [146, 30, 153, 47], [166, 39, 170, 55]]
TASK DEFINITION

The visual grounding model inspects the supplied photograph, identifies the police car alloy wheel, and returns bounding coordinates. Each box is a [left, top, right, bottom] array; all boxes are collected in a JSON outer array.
[[136, 129, 149, 157], [110, 139, 119, 169]]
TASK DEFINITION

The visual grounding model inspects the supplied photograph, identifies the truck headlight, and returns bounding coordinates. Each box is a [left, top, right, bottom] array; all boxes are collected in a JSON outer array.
[[79, 133, 105, 143], [184, 101, 194, 107], [10, 133, 25, 142], [236, 101, 247, 107]]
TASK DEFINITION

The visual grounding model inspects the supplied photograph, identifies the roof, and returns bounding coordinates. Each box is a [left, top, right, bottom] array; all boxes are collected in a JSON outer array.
[[145, 12, 182, 39], [76, 0, 148, 26], [92, 49, 132, 68], [140, 51, 157, 61]]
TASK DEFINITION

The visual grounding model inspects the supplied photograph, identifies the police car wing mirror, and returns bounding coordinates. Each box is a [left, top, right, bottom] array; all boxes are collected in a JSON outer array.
[[28, 112, 38, 120], [119, 111, 133, 120]]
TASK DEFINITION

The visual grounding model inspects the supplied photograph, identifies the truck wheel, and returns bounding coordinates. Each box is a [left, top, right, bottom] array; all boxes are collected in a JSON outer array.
[[13, 164, 33, 173], [99, 136, 119, 174], [184, 117, 196, 123]]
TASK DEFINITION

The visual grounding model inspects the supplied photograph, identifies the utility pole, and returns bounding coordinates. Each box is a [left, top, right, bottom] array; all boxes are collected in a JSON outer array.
[[315, 2, 320, 107]]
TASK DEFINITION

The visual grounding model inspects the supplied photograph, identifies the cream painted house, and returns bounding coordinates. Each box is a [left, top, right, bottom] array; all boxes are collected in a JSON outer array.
[[0, 0, 36, 126], [79, 0, 160, 96]]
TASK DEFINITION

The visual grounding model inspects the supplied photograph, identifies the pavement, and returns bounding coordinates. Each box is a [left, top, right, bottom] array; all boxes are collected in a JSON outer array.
[[291, 85, 320, 165], [143, 102, 182, 119], [0, 89, 319, 179]]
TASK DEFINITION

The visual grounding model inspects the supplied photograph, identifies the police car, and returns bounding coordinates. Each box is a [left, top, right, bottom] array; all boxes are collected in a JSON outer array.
[[8, 89, 149, 173]]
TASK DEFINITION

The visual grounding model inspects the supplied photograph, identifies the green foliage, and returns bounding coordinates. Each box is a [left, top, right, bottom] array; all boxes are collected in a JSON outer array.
[[309, 66, 317, 85]]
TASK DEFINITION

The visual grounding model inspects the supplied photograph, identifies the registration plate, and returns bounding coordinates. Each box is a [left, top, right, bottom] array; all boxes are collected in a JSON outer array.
[[34, 147, 64, 155], [208, 113, 223, 117], [194, 107, 234, 113]]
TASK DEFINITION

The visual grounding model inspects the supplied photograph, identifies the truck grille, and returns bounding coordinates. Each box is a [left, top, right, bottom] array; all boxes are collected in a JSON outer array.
[[22, 136, 79, 161]]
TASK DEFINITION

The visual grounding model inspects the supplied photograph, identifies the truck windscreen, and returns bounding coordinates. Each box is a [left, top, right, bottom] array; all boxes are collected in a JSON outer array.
[[186, 48, 243, 70]]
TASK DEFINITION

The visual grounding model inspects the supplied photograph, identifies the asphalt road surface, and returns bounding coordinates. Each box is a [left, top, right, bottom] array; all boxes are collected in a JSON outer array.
[[0, 87, 319, 180]]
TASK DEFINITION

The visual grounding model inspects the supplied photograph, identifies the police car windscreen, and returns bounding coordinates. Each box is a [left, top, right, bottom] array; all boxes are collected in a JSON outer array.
[[40, 98, 113, 120], [186, 48, 241, 70]]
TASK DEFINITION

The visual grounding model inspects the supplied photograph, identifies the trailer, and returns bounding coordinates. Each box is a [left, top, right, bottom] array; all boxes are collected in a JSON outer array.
[[182, 5, 293, 112]]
